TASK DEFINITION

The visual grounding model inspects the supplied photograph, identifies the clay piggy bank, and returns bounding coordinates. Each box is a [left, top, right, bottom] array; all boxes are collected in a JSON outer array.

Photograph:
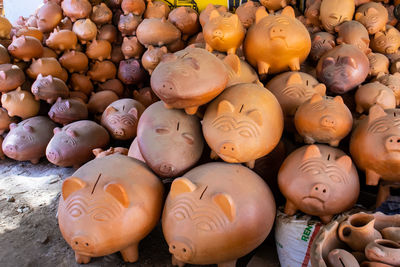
[[98, 79, 124, 97], [199, 4, 228, 27], [350, 105, 400, 185], [118, 59, 147, 85], [88, 61, 117, 83], [141, 46, 168, 74], [319, 0, 355, 33], [58, 154, 164, 264], [162, 162, 276, 266], [218, 54, 259, 87], [87, 91, 119, 117], [203, 11, 245, 55], [118, 14, 142, 36], [1, 88, 40, 119], [244, 6, 311, 75], [303, 0, 322, 32], [92, 147, 129, 158], [98, 24, 118, 44], [355, 82, 396, 113], [86, 40, 112, 61], [259, 0, 289, 11], [355, 2, 388, 34], [235, 1, 261, 29], [46, 120, 110, 168], [371, 25, 400, 54], [70, 74, 93, 95], [122, 0, 146, 16], [46, 29, 78, 52], [136, 18, 181, 47], [8, 36, 43, 62], [377, 73, 400, 105], [168, 7, 200, 40], [31, 74, 69, 104], [0, 108, 15, 134], [316, 44, 369, 94], [0, 44, 10, 64], [26, 57, 63, 80], [101, 99, 145, 140], [0, 64, 25, 93], [59, 51, 89, 73], [48, 97, 88, 125], [2, 116, 56, 164], [128, 137, 145, 162], [37, 2, 63, 32], [202, 83, 283, 168], [335, 21, 371, 54], [0, 17, 12, 39], [137, 101, 203, 178], [144, 0, 170, 19], [294, 94, 353, 147], [122, 36, 144, 59], [133, 87, 159, 107], [61, 0, 92, 22], [278, 145, 359, 223], [90, 3, 112, 25], [73, 19, 97, 44], [368, 52, 389, 77], [150, 47, 228, 115], [15, 27, 44, 42]]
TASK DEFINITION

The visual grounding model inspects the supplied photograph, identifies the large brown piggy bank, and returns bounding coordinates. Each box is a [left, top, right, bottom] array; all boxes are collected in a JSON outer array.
[[162, 162, 276, 267], [31, 74, 69, 104], [350, 105, 400, 185], [2, 116, 56, 164], [137, 101, 204, 178], [136, 18, 181, 47], [370, 25, 400, 54], [355, 82, 396, 113], [319, 0, 355, 33], [151, 47, 229, 115], [1, 88, 40, 119], [202, 83, 283, 168], [335, 21, 371, 54], [278, 145, 360, 223], [316, 44, 369, 94], [244, 6, 311, 75], [101, 99, 145, 140], [61, 0, 92, 22], [48, 97, 88, 125], [203, 11, 245, 55], [141, 45, 168, 75], [0, 64, 25, 93], [294, 94, 353, 147], [58, 154, 164, 264], [46, 120, 110, 168], [355, 2, 388, 34]]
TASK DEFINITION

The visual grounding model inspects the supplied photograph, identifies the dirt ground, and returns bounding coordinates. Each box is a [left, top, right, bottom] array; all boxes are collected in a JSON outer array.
[[0, 159, 279, 267]]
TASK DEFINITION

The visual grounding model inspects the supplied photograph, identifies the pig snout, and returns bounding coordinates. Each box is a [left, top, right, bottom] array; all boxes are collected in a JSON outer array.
[[169, 240, 194, 262], [31, 87, 39, 94], [386, 46, 397, 54], [47, 149, 61, 163], [113, 128, 125, 137], [212, 29, 224, 39], [71, 236, 95, 252], [159, 163, 176, 176], [4, 144, 18, 155], [219, 142, 238, 157], [320, 115, 336, 128], [269, 26, 286, 39], [310, 183, 329, 202], [385, 136, 400, 151], [160, 81, 175, 92]]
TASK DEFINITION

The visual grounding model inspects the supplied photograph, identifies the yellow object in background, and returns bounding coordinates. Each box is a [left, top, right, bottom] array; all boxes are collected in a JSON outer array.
[[160, 0, 248, 12]]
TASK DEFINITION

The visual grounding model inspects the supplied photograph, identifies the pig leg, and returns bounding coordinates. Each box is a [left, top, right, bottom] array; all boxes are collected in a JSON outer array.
[[257, 61, 270, 75], [356, 104, 364, 114], [227, 48, 236, 55], [366, 169, 381, 186], [30, 158, 39, 164], [245, 160, 255, 169], [184, 106, 199, 115], [284, 201, 297, 215], [120, 243, 139, 263], [304, 136, 315, 144], [289, 58, 300, 71], [74, 252, 91, 264], [218, 259, 237, 267], [210, 150, 219, 160], [205, 43, 214, 53], [172, 255, 186, 267], [329, 140, 340, 147], [319, 215, 333, 224]]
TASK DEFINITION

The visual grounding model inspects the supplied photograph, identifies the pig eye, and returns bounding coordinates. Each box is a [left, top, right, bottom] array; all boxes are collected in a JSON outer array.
[[109, 118, 118, 124], [156, 127, 170, 134], [373, 125, 390, 133], [217, 124, 231, 132], [197, 222, 212, 231], [93, 213, 111, 222], [70, 208, 82, 218], [174, 211, 186, 220], [329, 174, 342, 183], [239, 130, 252, 138], [378, 40, 385, 46]]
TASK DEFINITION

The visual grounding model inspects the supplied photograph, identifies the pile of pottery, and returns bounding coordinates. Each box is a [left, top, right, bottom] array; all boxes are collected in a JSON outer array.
[[0, 0, 399, 265]]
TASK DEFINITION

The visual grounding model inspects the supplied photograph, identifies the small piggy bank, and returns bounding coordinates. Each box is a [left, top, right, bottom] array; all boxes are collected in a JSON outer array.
[[0, 44, 10, 64], [86, 40, 112, 61], [303, 0, 322, 32], [122, 36, 144, 59], [118, 59, 147, 85], [370, 25, 400, 54], [98, 24, 117, 44], [58, 154, 164, 264], [0, 107, 15, 134], [1, 88, 40, 119], [199, 4, 228, 27], [141, 45, 168, 74], [72, 19, 97, 44], [46, 120, 110, 168], [31, 74, 70, 104], [168, 7, 200, 40], [90, 3, 112, 25], [203, 11, 245, 55], [48, 97, 88, 125], [88, 61, 117, 83], [70, 74, 93, 96], [122, 0, 146, 16], [350, 105, 400, 185], [8, 36, 43, 62], [0, 64, 25, 93], [2, 116, 56, 164], [118, 13, 142, 36], [26, 57, 63, 80], [316, 44, 369, 94], [310, 32, 336, 62], [162, 162, 276, 267], [87, 91, 119, 117], [368, 52, 389, 77], [150, 47, 228, 115], [335, 21, 371, 54], [244, 6, 311, 75], [377, 73, 400, 105], [59, 51, 89, 74], [355, 82, 396, 113], [235, 1, 261, 29], [101, 98, 145, 140], [294, 94, 353, 147], [98, 79, 124, 97], [259, 0, 289, 11], [355, 2, 388, 35], [0, 17, 12, 39], [46, 29, 78, 52], [137, 101, 204, 178], [136, 18, 181, 47], [319, 0, 355, 33], [37, 2, 63, 32], [202, 83, 283, 168], [133, 87, 160, 107], [92, 147, 129, 158], [278, 144, 360, 223], [144, 0, 170, 19], [61, 0, 92, 22]]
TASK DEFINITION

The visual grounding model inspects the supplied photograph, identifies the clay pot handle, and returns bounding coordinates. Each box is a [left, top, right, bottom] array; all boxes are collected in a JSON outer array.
[[338, 221, 352, 242]]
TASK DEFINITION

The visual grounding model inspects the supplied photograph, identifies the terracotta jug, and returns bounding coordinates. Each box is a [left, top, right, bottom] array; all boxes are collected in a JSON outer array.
[[338, 213, 382, 251], [365, 239, 400, 266]]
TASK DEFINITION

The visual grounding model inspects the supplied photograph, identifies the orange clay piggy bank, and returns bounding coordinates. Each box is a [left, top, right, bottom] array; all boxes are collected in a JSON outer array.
[[202, 83, 283, 168], [162, 162, 276, 267], [244, 6, 311, 75], [355, 2, 388, 35], [58, 154, 164, 264], [319, 0, 355, 33], [1, 88, 40, 119], [355, 82, 396, 113]]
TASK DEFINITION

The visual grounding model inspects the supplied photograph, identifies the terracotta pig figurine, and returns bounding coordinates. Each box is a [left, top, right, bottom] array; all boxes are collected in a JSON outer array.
[[87, 91, 119, 116], [0, 64, 25, 93], [294, 94, 353, 147], [48, 97, 88, 125], [310, 33, 336, 62], [150, 47, 229, 115], [15, 27, 44, 42], [259, 0, 289, 11], [98, 24, 118, 44], [162, 162, 276, 267], [350, 105, 400, 185], [141, 46, 168, 74], [61, 0, 92, 22], [88, 61, 117, 83], [122, 36, 144, 59], [136, 18, 181, 47], [303, 0, 322, 32], [118, 59, 147, 85], [370, 25, 400, 54], [319, 0, 355, 33], [92, 147, 129, 158], [316, 44, 369, 94], [73, 19, 97, 44], [70, 73, 93, 95], [355, 82, 396, 113], [37, 2, 63, 32], [1, 88, 40, 119], [202, 83, 283, 168], [244, 6, 311, 75], [118, 13, 142, 36], [278, 145, 360, 223], [199, 4, 228, 27], [2, 116, 56, 164], [368, 52, 389, 77], [0, 107, 15, 134], [46, 29, 78, 52], [86, 40, 112, 61], [144, 0, 170, 19], [59, 51, 89, 73], [168, 7, 200, 40], [58, 154, 164, 264], [122, 0, 146, 16], [46, 120, 110, 168], [8, 36, 43, 62], [335, 21, 371, 54], [31, 74, 70, 104], [26, 57, 63, 80], [0, 17, 12, 39], [90, 3, 112, 25], [355, 2, 388, 35], [0, 44, 10, 64], [235, 1, 261, 29], [101, 99, 145, 140], [137, 101, 204, 178], [203, 11, 245, 55], [377, 73, 400, 105], [133, 87, 159, 107]]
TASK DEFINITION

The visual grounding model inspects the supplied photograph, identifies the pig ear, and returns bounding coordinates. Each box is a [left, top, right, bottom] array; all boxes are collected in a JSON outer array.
[[0, 71, 6, 80], [104, 106, 118, 116], [161, 53, 177, 63], [1, 93, 9, 103], [310, 93, 323, 103], [336, 155, 352, 174], [62, 177, 86, 200], [281, 6, 295, 18], [387, 27, 398, 35], [313, 35, 321, 42], [160, 46, 168, 53], [322, 57, 335, 68], [217, 100, 235, 116], [375, 31, 385, 39], [286, 72, 302, 86], [367, 7, 379, 15], [23, 125, 34, 133], [104, 182, 130, 208], [338, 57, 357, 69], [368, 104, 387, 123], [255, 6, 268, 24], [223, 54, 241, 75], [303, 145, 322, 161], [213, 193, 235, 222], [53, 127, 62, 134], [182, 133, 195, 145], [355, 12, 363, 21], [170, 177, 197, 198], [375, 90, 390, 106], [313, 83, 326, 96], [65, 100, 71, 109], [247, 109, 262, 126], [231, 14, 240, 28], [128, 107, 138, 117], [333, 96, 344, 104], [92, 148, 103, 157], [66, 129, 78, 137], [9, 123, 18, 130], [208, 10, 220, 21], [19, 92, 26, 101]]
